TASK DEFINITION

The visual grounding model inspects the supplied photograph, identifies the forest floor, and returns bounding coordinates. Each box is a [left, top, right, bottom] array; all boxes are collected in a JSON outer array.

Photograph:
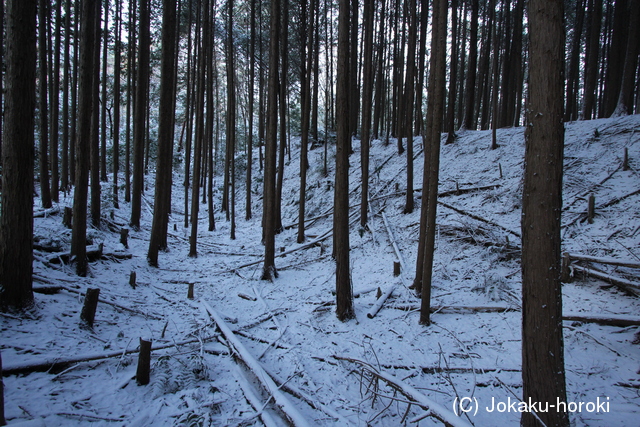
[[2, 114, 640, 426]]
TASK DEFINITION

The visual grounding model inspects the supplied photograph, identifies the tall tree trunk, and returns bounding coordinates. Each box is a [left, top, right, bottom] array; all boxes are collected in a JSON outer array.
[[61, 0, 72, 192], [403, 0, 417, 213], [335, 0, 354, 321], [70, 0, 80, 187], [246, 0, 256, 221], [521, 0, 569, 425], [602, 0, 629, 117], [50, 0, 62, 202], [113, 0, 121, 209], [148, 0, 178, 266], [349, 0, 359, 142], [100, 0, 109, 182], [612, 0, 640, 116], [125, 0, 137, 203], [359, 0, 374, 227], [414, 0, 428, 135], [90, 0, 101, 227], [262, 0, 280, 281], [71, 0, 97, 277], [416, 0, 446, 326], [189, 0, 209, 257], [38, 0, 52, 209], [298, 0, 316, 243], [445, 0, 458, 144], [0, 0, 38, 308], [565, 0, 585, 122], [583, 0, 602, 120], [130, 0, 150, 229], [183, 0, 193, 228], [275, 0, 289, 234], [227, 0, 237, 239]]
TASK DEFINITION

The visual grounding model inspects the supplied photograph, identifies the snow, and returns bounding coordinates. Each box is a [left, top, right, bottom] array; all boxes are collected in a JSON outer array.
[[2, 114, 639, 426]]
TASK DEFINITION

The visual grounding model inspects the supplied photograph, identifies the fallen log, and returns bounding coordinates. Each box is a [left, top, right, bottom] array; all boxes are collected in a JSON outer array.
[[571, 265, 640, 297], [562, 312, 640, 327], [34, 206, 61, 218], [3, 335, 217, 376], [201, 300, 311, 427], [567, 253, 640, 269], [333, 355, 472, 427]]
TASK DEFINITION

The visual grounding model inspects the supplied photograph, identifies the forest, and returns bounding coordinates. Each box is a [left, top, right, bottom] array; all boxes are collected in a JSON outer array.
[[0, 0, 639, 425]]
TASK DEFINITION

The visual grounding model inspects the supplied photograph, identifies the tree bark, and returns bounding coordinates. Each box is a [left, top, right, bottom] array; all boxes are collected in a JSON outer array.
[[417, 0, 446, 326], [0, 0, 37, 308], [262, 0, 280, 281], [359, 0, 374, 227], [335, 0, 354, 321], [148, 0, 178, 266], [38, 0, 52, 209], [130, 0, 149, 229], [583, 0, 602, 120], [521, 0, 569, 425]]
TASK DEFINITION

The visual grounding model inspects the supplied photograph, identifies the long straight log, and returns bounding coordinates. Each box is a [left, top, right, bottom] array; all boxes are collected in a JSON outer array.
[[567, 253, 640, 269], [2, 336, 217, 376], [438, 201, 521, 238], [200, 300, 311, 427]]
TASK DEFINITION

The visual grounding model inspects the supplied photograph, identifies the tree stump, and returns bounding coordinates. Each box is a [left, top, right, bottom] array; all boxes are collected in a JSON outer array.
[[129, 271, 137, 289], [187, 282, 194, 299], [136, 338, 152, 385], [63, 207, 73, 229], [499, 163, 503, 179], [120, 228, 129, 248], [587, 194, 595, 224], [561, 252, 572, 283], [393, 261, 401, 277], [623, 147, 629, 171], [80, 288, 100, 327]]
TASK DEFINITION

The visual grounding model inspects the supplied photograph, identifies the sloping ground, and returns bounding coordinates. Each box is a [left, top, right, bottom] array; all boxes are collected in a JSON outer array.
[[2, 115, 639, 426]]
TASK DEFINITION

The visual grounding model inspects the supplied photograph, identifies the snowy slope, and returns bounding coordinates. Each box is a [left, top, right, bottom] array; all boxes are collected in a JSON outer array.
[[2, 115, 639, 426]]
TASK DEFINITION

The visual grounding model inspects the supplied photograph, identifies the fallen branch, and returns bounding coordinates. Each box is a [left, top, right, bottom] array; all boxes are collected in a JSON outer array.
[[33, 285, 163, 320], [3, 335, 217, 376], [571, 265, 640, 296], [391, 305, 520, 314], [201, 300, 311, 427], [333, 355, 472, 427], [438, 201, 521, 239]]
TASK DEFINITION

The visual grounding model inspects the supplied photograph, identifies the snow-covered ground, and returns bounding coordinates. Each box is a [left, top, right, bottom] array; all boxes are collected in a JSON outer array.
[[2, 115, 639, 426]]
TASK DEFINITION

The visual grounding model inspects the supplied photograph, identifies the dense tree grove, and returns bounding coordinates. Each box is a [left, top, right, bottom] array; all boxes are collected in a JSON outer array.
[[0, 0, 638, 422]]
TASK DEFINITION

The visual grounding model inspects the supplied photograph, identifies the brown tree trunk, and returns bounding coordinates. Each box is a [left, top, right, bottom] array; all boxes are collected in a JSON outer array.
[[275, 0, 289, 234], [100, 0, 109, 183], [61, 0, 72, 192], [262, 0, 280, 281], [403, 0, 417, 213], [335, 0, 354, 321], [38, 0, 52, 209], [417, 0, 446, 326], [90, 0, 101, 228], [50, 0, 61, 202], [521, 0, 569, 425], [0, 0, 37, 308], [565, 0, 585, 122], [113, 0, 121, 209], [613, 0, 640, 116], [461, 0, 478, 130], [148, 0, 178, 266], [71, 0, 97, 277], [246, 0, 256, 221], [583, 0, 602, 119], [227, 0, 237, 240], [360, 0, 375, 227], [602, 0, 629, 117], [130, 0, 149, 229]]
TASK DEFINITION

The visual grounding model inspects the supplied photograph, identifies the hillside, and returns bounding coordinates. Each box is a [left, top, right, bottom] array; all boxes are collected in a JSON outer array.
[[2, 114, 639, 426]]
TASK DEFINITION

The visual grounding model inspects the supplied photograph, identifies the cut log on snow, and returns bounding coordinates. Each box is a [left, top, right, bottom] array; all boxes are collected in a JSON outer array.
[[2, 336, 218, 376], [333, 355, 472, 427], [567, 253, 640, 269], [571, 265, 640, 297], [562, 312, 640, 327], [391, 305, 520, 314], [200, 301, 311, 427], [34, 206, 61, 218]]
